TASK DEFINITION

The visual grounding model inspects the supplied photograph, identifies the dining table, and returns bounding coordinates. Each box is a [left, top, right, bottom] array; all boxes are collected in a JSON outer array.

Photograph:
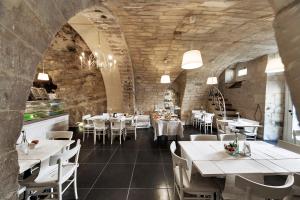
[[153, 118, 184, 141], [179, 141, 300, 199], [88, 115, 134, 121], [218, 118, 262, 129], [18, 140, 74, 174]]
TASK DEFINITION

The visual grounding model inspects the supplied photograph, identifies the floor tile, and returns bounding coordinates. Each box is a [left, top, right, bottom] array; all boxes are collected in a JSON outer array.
[[77, 163, 105, 188], [94, 164, 134, 188], [136, 150, 162, 163], [78, 148, 94, 163], [110, 149, 137, 163], [63, 188, 90, 200], [81, 149, 115, 163], [168, 188, 179, 200], [84, 189, 128, 200], [131, 164, 168, 188], [163, 164, 174, 188], [128, 189, 170, 200], [161, 150, 172, 163]]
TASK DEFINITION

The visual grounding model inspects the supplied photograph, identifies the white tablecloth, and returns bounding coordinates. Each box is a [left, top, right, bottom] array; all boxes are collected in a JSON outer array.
[[153, 119, 184, 140]]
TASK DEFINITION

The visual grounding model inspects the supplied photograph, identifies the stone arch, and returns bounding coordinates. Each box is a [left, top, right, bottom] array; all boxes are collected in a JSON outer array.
[[0, 1, 134, 198], [69, 5, 135, 113]]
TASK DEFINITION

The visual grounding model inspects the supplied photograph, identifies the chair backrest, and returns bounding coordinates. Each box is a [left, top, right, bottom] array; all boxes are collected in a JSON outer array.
[[110, 118, 124, 129], [216, 120, 226, 134], [235, 175, 294, 200], [116, 113, 124, 117], [293, 130, 300, 144], [41, 140, 81, 183], [47, 131, 73, 140], [277, 140, 300, 154], [219, 133, 246, 141], [190, 134, 218, 141], [82, 114, 91, 121], [204, 113, 214, 123], [240, 118, 259, 133], [93, 119, 106, 129], [57, 139, 81, 183], [170, 142, 188, 169], [170, 142, 188, 189]]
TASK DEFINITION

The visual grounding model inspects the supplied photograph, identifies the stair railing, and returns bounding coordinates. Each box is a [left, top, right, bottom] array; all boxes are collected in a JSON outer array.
[[209, 86, 227, 120]]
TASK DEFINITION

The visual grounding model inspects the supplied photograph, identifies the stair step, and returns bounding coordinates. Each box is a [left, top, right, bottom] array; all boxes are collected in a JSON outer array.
[[218, 114, 238, 117], [215, 110, 237, 115], [215, 108, 236, 111]]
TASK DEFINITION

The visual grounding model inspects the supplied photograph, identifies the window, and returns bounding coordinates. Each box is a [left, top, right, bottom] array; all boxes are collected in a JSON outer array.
[[225, 68, 235, 83], [237, 67, 247, 77]]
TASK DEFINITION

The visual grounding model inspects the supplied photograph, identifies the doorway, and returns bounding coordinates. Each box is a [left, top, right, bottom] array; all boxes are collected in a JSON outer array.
[[283, 83, 300, 143]]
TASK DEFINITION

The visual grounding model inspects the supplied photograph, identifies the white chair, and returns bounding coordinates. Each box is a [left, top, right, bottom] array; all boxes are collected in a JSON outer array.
[[170, 142, 220, 200], [47, 131, 73, 140], [240, 119, 260, 140], [110, 119, 125, 144], [125, 116, 137, 140], [102, 113, 110, 119], [293, 130, 300, 144], [23, 139, 81, 200], [191, 110, 202, 127], [277, 140, 300, 154], [93, 119, 108, 145], [116, 113, 124, 117], [190, 134, 218, 141], [233, 174, 294, 200], [201, 113, 214, 134], [82, 114, 93, 142], [218, 133, 246, 141]]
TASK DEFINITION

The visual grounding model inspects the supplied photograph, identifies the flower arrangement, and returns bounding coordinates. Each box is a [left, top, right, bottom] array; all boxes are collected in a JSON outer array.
[[224, 140, 239, 156]]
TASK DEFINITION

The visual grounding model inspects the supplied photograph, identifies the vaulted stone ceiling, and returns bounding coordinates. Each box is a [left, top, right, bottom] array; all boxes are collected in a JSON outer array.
[[78, 0, 277, 113]]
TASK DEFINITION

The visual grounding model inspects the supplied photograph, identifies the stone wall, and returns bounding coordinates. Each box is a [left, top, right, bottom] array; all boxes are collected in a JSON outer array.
[[36, 24, 107, 126], [272, 0, 300, 122], [219, 56, 268, 138]]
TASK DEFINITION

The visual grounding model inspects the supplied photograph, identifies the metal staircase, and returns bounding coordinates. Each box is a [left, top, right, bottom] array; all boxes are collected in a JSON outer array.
[[208, 87, 238, 119]]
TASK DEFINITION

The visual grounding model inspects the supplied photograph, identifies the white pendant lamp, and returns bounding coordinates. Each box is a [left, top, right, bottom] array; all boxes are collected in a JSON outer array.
[[265, 53, 284, 74], [37, 62, 49, 81], [181, 50, 203, 70], [37, 72, 49, 81], [206, 76, 218, 85], [160, 74, 171, 84]]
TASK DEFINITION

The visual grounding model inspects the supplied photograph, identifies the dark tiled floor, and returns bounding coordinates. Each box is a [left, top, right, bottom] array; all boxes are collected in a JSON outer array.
[[64, 126, 201, 200], [63, 126, 288, 200]]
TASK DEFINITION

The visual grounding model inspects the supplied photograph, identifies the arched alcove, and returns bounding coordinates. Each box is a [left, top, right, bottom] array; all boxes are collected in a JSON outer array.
[[0, 1, 134, 198], [36, 23, 107, 126]]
